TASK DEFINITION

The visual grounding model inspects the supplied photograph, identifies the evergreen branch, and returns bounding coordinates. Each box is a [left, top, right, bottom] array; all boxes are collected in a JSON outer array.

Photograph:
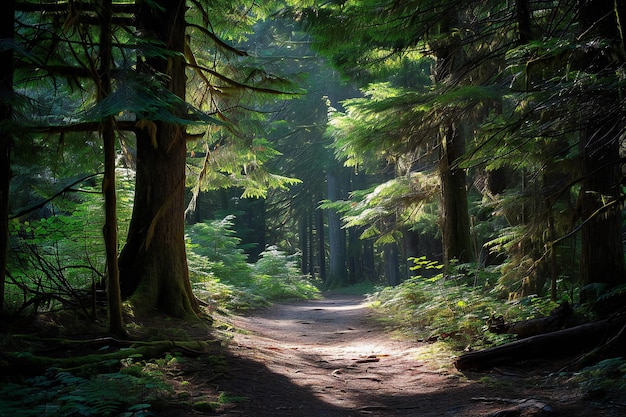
[[186, 23, 248, 57], [185, 62, 298, 96], [9, 173, 103, 219]]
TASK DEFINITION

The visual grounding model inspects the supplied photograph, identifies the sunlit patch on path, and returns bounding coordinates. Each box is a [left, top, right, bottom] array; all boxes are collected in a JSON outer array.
[[215, 295, 569, 416]]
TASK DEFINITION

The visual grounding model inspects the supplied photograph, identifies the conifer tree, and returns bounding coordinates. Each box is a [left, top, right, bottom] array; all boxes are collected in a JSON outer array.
[[0, 0, 15, 313]]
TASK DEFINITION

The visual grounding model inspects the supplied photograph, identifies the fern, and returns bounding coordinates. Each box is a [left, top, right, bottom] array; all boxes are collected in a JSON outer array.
[[369, 259, 551, 349], [0, 369, 166, 417], [252, 246, 320, 301], [186, 216, 255, 285]]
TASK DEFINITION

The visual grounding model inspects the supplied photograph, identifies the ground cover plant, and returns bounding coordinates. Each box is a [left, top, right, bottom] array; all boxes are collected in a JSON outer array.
[[187, 215, 320, 312], [368, 258, 562, 349]]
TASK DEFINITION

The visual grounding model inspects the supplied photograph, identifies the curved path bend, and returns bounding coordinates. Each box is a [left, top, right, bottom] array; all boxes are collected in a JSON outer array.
[[210, 295, 583, 417]]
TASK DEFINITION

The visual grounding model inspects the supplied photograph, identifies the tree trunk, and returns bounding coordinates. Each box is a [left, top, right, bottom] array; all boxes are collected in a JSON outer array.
[[0, 0, 15, 314], [516, 0, 532, 44], [384, 242, 401, 286], [239, 196, 265, 262], [579, 126, 625, 288], [347, 227, 361, 284], [439, 122, 473, 266], [98, 0, 125, 336], [433, 10, 474, 268], [316, 205, 326, 282], [578, 0, 626, 289], [325, 164, 347, 289], [299, 214, 308, 275], [404, 229, 421, 277], [119, 0, 198, 318], [308, 206, 315, 278]]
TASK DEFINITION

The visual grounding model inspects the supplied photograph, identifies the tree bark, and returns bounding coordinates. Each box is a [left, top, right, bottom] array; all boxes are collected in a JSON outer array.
[[433, 10, 474, 268], [455, 315, 626, 370], [577, 0, 626, 289], [0, 0, 15, 314], [325, 163, 347, 289], [119, 0, 198, 317], [316, 205, 326, 282], [439, 122, 473, 266], [97, 0, 125, 337]]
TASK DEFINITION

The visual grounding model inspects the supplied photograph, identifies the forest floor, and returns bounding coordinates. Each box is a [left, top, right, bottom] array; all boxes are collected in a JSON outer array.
[[158, 294, 625, 417]]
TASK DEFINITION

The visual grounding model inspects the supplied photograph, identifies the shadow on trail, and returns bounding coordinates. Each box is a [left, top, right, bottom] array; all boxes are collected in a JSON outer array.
[[205, 295, 610, 417], [213, 347, 502, 417], [207, 296, 596, 417], [215, 349, 350, 417], [209, 295, 498, 416]]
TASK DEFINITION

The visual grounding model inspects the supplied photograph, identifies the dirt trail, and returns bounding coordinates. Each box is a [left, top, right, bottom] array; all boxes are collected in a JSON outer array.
[[201, 295, 599, 417]]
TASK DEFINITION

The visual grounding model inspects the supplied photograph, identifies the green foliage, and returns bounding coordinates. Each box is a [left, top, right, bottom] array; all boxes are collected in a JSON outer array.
[[187, 216, 320, 311], [6, 173, 134, 314], [556, 357, 626, 399], [252, 246, 320, 301], [0, 368, 167, 417], [186, 137, 301, 203], [369, 258, 557, 349], [187, 215, 255, 286], [320, 172, 440, 247]]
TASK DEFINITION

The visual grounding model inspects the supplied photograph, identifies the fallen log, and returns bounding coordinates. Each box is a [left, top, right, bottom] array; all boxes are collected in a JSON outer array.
[[487, 302, 572, 339], [455, 314, 626, 370]]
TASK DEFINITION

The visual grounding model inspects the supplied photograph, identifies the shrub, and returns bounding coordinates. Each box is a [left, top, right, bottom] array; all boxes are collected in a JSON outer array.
[[187, 217, 319, 311], [0, 369, 167, 417], [369, 258, 557, 350], [252, 246, 320, 301]]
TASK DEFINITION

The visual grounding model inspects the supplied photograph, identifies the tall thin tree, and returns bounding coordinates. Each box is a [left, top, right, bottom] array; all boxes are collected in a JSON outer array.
[[0, 0, 15, 314], [97, 0, 125, 336]]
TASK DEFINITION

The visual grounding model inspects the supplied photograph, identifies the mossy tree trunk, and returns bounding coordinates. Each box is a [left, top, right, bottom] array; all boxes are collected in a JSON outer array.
[[0, 0, 15, 314], [119, 0, 198, 318]]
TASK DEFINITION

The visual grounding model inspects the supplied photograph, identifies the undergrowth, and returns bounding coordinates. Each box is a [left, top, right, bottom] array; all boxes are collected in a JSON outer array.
[[187, 216, 320, 312], [366, 258, 626, 398], [559, 358, 626, 397], [0, 367, 169, 417], [368, 257, 559, 350]]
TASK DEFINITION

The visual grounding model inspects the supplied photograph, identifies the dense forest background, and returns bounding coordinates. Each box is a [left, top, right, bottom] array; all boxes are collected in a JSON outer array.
[[3, 0, 624, 318], [1, 0, 626, 412]]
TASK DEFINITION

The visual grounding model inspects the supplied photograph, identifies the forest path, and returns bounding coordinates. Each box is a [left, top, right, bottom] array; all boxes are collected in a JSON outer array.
[[203, 294, 579, 417]]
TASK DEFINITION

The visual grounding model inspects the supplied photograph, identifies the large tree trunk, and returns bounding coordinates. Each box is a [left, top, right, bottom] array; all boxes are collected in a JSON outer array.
[[578, 0, 626, 289], [0, 0, 15, 314], [433, 10, 474, 268], [579, 128, 624, 288], [439, 122, 473, 266], [119, 0, 198, 318]]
